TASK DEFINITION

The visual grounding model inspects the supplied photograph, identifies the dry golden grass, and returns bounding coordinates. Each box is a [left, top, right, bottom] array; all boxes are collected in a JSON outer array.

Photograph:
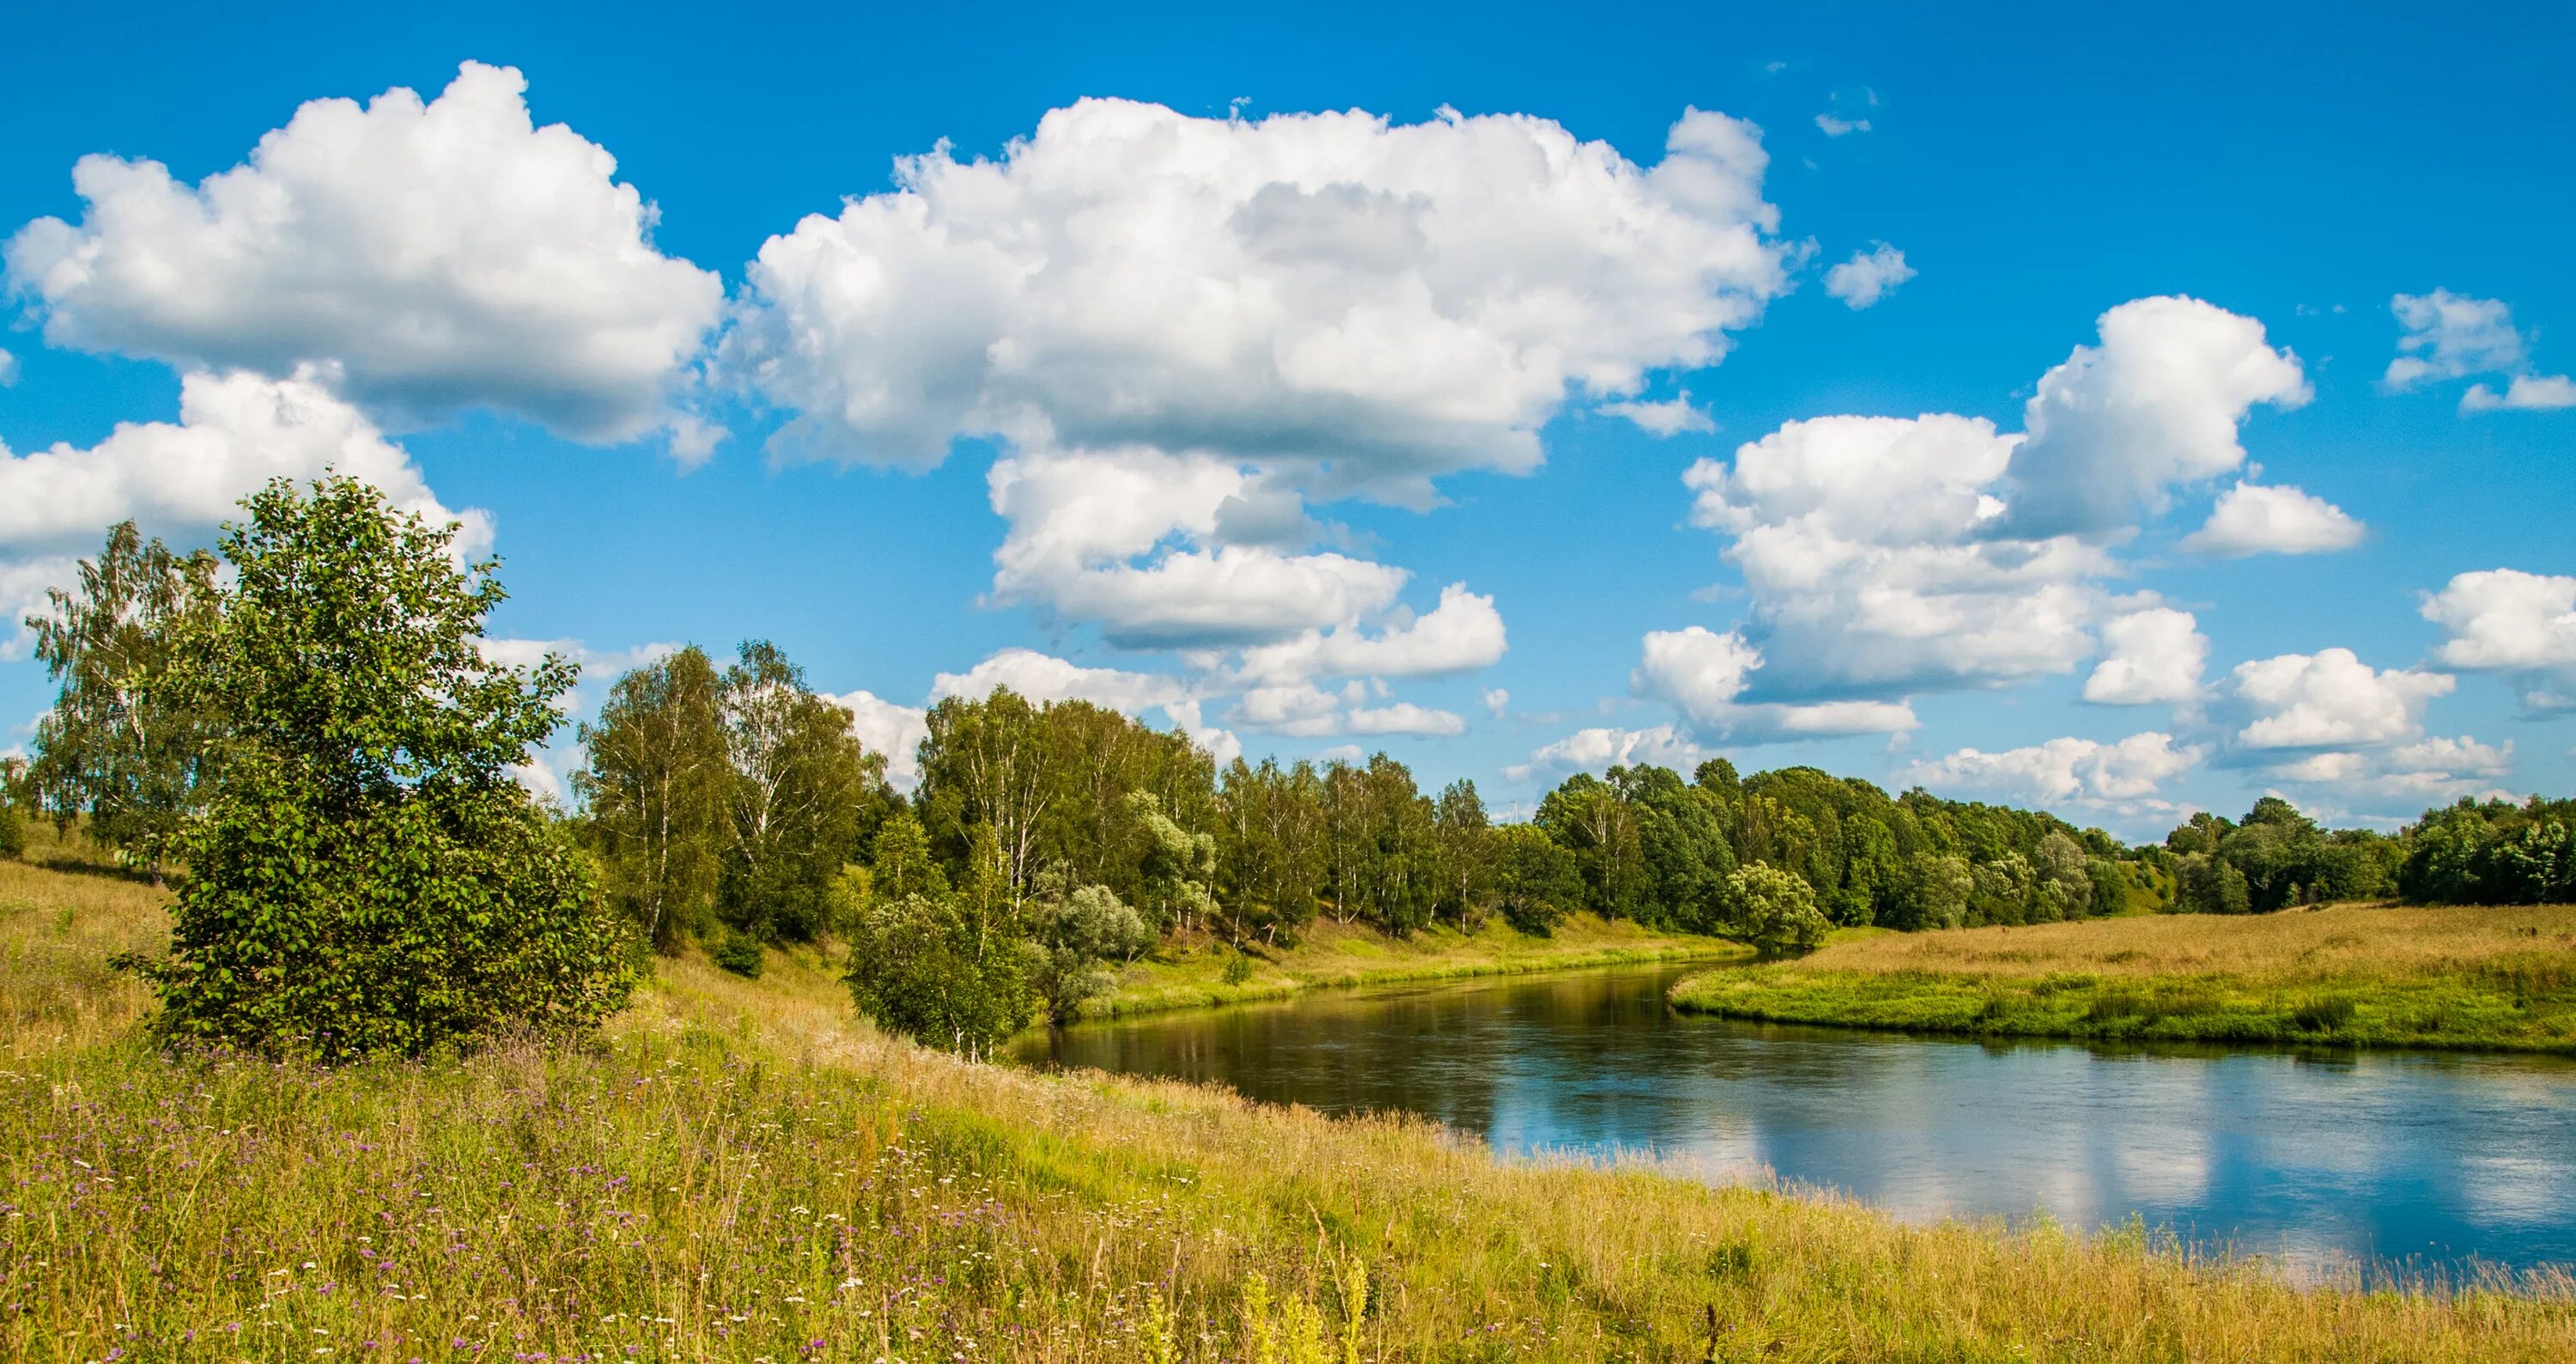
[[0, 825, 166, 1056], [1093, 911, 1747, 1018], [9, 852, 2576, 1361], [1803, 904, 2576, 982]]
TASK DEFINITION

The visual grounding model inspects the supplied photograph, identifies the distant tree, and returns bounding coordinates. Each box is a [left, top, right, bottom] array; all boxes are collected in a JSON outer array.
[[575, 645, 728, 951], [0, 756, 26, 860], [1535, 772, 1646, 919], [1127, 789, 1219, 934], [1492, 823, 1583, 936], [125, 477, 634, 1062], [2032, 831, 2094, 923], [2174, 851, 2253, 915], [25, 521, 223, 883], [1725, 864, 1829, 956], [843, 825, 1032, 1056], [1431, 779, 1497, 930], [1026, 872, 1152, 1024], [716, 641, 882, 941], [1887, 853, 1972, 931]]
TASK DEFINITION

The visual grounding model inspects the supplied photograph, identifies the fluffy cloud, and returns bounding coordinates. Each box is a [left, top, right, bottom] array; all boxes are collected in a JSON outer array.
[[1995, 296, 2310, 539], [2384, 290, 2573, 415], [0, 369, 489, 558], [2227, 649, 2451, 750], [721, 98, 1792, 487], [1229, 680, 1465, 739], [5, 64, 722, 448], [2082, 606, 2207, 706], [823, 689, 931, 791], [1480, 687, 1510, 718], [1823, 243, 1913, 309], [723, 98, 1794, 664], [1598, 394, 1716, 435], [2461, 374, 2576, 412], [1504, 724, 1705, 783], [1631, 624, 1915, 741], [1232, 583, 1506, 685], [1814, 113, 1872, 137], [1684, 411, 2102, 695], [0, 556, 77, 661], [1901, 732, 2202, 810], [2263, 735, 2514, 802], [2180, 481, 2364, 557], [2421, 568, 2576, 708], [2385, 290, 2527, 389], [1673, 297, 2306, 703]]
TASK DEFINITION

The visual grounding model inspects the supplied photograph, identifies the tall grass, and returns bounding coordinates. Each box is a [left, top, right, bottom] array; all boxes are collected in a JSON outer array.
[[1672, 904, 2576, 1051], [1088, 913, 1745, 1020], [8, 852, 2576, 1361]]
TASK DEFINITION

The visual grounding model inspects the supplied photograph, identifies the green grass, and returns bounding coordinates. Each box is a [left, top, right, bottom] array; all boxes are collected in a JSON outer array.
[[1670, 903, 2576, 1052], [9, 836, 2576, 1361], [1081, 913, 1747, 1020]]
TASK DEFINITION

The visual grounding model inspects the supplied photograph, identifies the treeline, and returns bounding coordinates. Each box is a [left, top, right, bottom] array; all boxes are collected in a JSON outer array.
[[15, 490, 2575, 1061]]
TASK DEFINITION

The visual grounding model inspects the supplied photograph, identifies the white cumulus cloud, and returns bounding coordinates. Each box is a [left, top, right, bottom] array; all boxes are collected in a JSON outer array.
[[1631, 624, 1915, 742], [1823, 243, 1913, 309], [2383, 290, 2573, 417], [1995, 296, 2310, 539], [4, 63, 723, 449], [0, 369, 491, 562], [2421, 568, 2576, 708], [2180, 481, 2364, 557], [2461, 374, 2576, 412], [822, 689, 931, 791], [1504, 724, 1706, 783], [2083, 606, 2207, 706], [1902, 732, 2202, 811], [2227, 649, 2452, 750]]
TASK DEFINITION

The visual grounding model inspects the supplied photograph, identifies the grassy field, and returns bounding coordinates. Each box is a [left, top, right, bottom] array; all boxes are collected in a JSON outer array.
[[1670, 904, 2576, 1052], [1084, 914, 1747, 1019], [9, 838, 2576, 1361]]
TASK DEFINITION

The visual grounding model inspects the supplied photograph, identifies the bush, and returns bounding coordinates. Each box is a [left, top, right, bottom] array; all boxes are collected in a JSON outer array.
[[1222, 948, 1255, 985], [1726, 864, 1830, 957], [125, 477, 635, 1063], [713, 931, 766, 978], [2291, 996, 2358, 1032]]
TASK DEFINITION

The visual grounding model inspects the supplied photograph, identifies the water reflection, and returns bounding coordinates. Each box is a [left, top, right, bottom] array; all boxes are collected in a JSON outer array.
[[1010, 963, 2576, 1276]]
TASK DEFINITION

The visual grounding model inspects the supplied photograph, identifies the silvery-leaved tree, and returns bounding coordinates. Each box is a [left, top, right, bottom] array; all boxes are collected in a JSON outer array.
[[26, 521, 224, 884], [122, 476, 635, 1063]]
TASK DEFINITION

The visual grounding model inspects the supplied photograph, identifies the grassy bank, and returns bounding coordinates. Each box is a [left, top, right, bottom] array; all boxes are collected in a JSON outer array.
[[9, 849, 2576, 1361], [1670, 904, 2576, 1052], [1080, 913, 1747, 1020]]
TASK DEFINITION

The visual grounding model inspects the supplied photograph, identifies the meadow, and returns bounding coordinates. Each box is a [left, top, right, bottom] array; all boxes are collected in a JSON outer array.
[[9, 835, 2576, 1361], [1668, 904, 2576, 1052], [1082, 914, 1746, 1020]]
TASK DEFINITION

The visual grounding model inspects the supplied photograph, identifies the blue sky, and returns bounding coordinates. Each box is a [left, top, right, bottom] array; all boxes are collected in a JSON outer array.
[[3, 2, 2571, 837]]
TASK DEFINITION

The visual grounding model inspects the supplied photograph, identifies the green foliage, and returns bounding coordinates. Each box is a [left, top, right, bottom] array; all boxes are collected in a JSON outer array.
[[574, 645, 728, 949], [1726, 864, 1829, 957], [716, 640, 884, 941], [1493, 823, 1583, 936], [843, 826, 1034, 1056], [1027, 875, 1153, 1024], [0, 758, 24, 861], [24, 521, 223, 880], [712, 930, 766, 977], [129, 477, 634, 1063], [2398, 797, 2576, 904]]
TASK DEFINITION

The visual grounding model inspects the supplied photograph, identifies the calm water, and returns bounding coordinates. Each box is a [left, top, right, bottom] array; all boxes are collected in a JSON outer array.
[[1009, 963, 2576, 1278]]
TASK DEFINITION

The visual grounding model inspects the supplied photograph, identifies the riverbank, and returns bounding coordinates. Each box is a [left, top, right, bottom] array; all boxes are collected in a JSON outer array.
[[1670, 903, 2576, 1052], [1077, 911, 1747, 1020], [11, 853, 2576, 1361]]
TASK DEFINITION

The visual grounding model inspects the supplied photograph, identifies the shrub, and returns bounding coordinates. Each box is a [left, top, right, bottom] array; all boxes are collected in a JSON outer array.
[[713, 931, 766, 978], [2291, 996, 2358, 1032], [1222, 948, 1256, 985], [1725, 864, 1829, 957], [124, 477, 635, 1063]]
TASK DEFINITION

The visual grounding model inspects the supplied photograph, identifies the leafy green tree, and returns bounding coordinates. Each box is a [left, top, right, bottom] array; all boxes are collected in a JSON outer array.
[[1127, 789, 1218, 933], [843, 825, 1033, 1056], [1431, 779, 1497, 930], [1493, 824, 1583, 936], [716, 641, 883, 941], [26, 521, 223, 882], [1725, 864, 1829, 956], [574, 645, 728, 951], [1535, 772, 1646, 919], [2032, 831, 2094, 923], [2175, 851, 2253, 915], [1888, 853, 1972, 930], [126, 477, 634, 1062], [0, 757, 26, 860], [1026, 874, 1152, 1024]]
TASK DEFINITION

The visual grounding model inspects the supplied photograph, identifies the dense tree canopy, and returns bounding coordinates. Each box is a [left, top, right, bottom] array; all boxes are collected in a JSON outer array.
[[125, 478, 635, 1062]]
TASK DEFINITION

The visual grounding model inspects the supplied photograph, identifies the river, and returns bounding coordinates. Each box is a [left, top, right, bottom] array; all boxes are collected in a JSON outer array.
[[1008, 962, 2576, 1280]]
